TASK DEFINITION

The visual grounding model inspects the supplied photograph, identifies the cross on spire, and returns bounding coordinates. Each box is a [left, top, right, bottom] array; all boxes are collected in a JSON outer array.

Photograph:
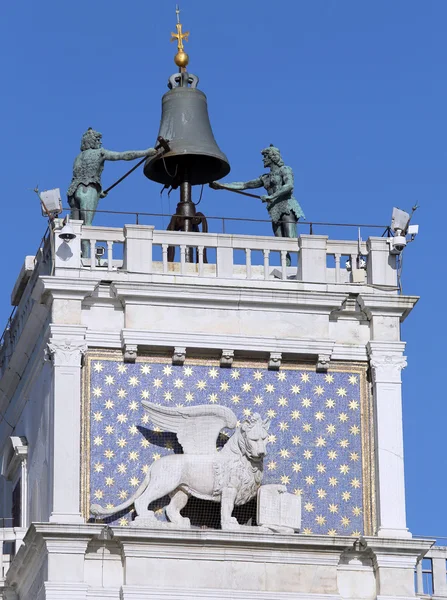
[[171, 5, 189, 52]]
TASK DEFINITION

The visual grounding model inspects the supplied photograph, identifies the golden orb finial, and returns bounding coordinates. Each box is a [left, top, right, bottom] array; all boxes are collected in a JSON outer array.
[[171, 5, 190, 70]]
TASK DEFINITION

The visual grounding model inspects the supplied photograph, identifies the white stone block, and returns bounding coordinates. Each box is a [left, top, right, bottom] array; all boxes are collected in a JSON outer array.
[[257, 484, 301, 533]]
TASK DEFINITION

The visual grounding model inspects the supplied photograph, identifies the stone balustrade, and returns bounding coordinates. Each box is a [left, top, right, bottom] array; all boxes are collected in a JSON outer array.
[[0, 526, 25, 585], [416, 546, 447, 598]]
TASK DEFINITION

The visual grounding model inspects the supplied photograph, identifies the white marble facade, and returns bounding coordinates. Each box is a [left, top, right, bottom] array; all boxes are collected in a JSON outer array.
[[0, 223, 432, 599]]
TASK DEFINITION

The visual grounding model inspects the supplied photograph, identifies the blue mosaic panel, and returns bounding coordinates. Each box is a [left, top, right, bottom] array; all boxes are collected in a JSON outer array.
[[87, 358, 365, 535]]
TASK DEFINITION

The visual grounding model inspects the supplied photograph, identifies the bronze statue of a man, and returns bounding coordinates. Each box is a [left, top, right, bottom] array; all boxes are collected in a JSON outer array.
[[211, 145, 305, 242], [68, 128, 156, 226]]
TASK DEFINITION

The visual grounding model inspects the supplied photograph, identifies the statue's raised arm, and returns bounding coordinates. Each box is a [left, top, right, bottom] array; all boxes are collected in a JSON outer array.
[[210, 177, 263, 191]]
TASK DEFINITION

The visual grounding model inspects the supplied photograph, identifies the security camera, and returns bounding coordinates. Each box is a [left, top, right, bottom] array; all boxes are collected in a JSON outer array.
[[95, 247, 105, 257], [390, 235, 407, 254]]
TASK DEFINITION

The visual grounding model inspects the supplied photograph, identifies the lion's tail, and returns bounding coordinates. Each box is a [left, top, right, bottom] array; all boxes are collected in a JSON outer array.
[[90, 464, 152, 517]]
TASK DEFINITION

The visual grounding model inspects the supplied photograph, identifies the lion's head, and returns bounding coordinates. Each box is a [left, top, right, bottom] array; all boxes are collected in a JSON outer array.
[[239, 413, 270, 462], [81, 127, 102, 151]]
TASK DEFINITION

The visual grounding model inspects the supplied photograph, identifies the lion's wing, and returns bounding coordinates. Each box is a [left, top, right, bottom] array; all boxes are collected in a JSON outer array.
[[141, 401, 237, 454]]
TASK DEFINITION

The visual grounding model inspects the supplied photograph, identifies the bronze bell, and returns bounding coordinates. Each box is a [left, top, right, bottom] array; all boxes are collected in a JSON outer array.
[[144, 75, 230, 187]]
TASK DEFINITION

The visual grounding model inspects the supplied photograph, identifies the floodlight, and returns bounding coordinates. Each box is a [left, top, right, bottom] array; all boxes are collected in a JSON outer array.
[[40, 188, 62, 217], [391, 207, 410, 234]]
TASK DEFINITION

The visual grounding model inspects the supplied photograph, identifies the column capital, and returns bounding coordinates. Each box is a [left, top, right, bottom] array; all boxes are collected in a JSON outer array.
[[47, 338, 87, 367], [367, 341, 407, 384]]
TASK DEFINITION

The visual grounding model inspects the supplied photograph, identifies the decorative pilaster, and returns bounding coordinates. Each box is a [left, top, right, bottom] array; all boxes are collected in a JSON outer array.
[[368, 341, 410, 538], [47, 326, 87, 523]]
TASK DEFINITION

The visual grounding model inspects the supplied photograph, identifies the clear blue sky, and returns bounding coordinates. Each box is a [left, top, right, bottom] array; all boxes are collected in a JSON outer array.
[[1, 1, 446, 538]]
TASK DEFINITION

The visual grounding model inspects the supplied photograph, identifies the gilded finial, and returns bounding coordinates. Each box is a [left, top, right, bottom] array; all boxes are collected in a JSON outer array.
[[171, 5, 189, 70]]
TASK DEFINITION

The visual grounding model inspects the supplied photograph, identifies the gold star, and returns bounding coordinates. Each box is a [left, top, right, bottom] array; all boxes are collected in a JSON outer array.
[[267, 460, 277, 471], [265, 383, 275, 393], [140, 365, 151, 375], [341, 516, 350, 527], [268, 434, 277, 443], [305, 475, 315, 485], [130, 477, 140, 487], [117, 389, 127, 399], [338, 412, 348, 423], [348, 375, 358, 385], [350, 425, 360, 436], [105, 425, 114, 435], [104, 399, 114, 410], [314, 385, 324, 396], [153, 378, 163, 388], [242, 382, 252, 392], [128, 400, 138, 411], [220, 382, 230, 392], [325, 374, 334, 384], [337, 387, 347, 397], [129, 425, 138, 435], [316, 463, 326, 473], [117, 463, 127, 474], [278, 396, 288, 407], [291, 384, 301, 395], [292, 435, 301, 446], [105, 375, 115, 385], [315, 411, 325, 421], [128, 376, 139, 387], [152, 453, 160, 461], [277, 372, 286, 381], [349, 400, 359, 410], [208, 368, 219, 379], [280, 475, 290, 485], [302, 398, 312, 408], [303, 527, 313, 535], [141, 414, 149, 424], [302, 423, 312, 432], [93, 387, 103, 398], [209, 393, 219, 403], [105, 477, 114, 487], [351, 478, 361, 489], [140, 390, 150, 400], [243, 408, 252, 417], [94, 436, 103, 446], [328, 503, 338, 514], [119, 518, 129, 527], [303, 449, 313, 460], [253, 395, 263, 406], [352, 506, 362, 516], [93, 411, 103, 422], [315, 515, 326, 525], [279, 421, 289, 431], [163, 366, 173, 376], [316, 436, 326, 447], [174, 378, 184, 389], [327, 450, 338, 460], [117, 413, 127, 424], [291, 410, 301, 420], [339, 439, 349, 448], [184, 366, 193, 377], [104, 449, 115, 459], [117, 438, 127, 448], [93, 362, 104, 373], [106, 503, 114, 510], [342, 491, 351, 502], [325, 399, 336, 409], [253, 371, 263, 381], [326, 424, 336, 434], [300, 373, 310, 383], [141, 464, 149, 474], [279, 448, 290, 459], [164, 391, 173, 401], [94, 489, 104, 500], [118, 490, 128, 500], [94, 462, 104, 473], [304, 502, 314, 512], [292, 462, 302, 472], [129, 451, 139, 461], [350, 452, 360, 462], [267, 408, 276, 418], [196, 380, 207, 390], [327, 528, 337, 536], [231, 370, 240, 379], [185, 392, 194, 403], [231, 395, 240, 404], [140, 439, 150, 448], [117, 364, 127, 374], [329, 477, 338, 487], [294, 488, 303, 496], [351, 530, 362, 537], [317, 488, 327, 499]]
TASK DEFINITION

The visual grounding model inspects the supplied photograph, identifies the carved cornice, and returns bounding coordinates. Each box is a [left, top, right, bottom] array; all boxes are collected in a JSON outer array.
[[47, 339, 87, 367]]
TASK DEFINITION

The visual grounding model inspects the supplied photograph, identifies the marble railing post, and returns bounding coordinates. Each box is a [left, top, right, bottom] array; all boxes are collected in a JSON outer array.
[[368, 341, 410, 538], [431, 550, 447, 597], [298, 235, 328, 283], [53, 220, 83, 271], [123, 225, 154, 274], [366, 237, 397, 288], [47, 325, 87, 523]]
